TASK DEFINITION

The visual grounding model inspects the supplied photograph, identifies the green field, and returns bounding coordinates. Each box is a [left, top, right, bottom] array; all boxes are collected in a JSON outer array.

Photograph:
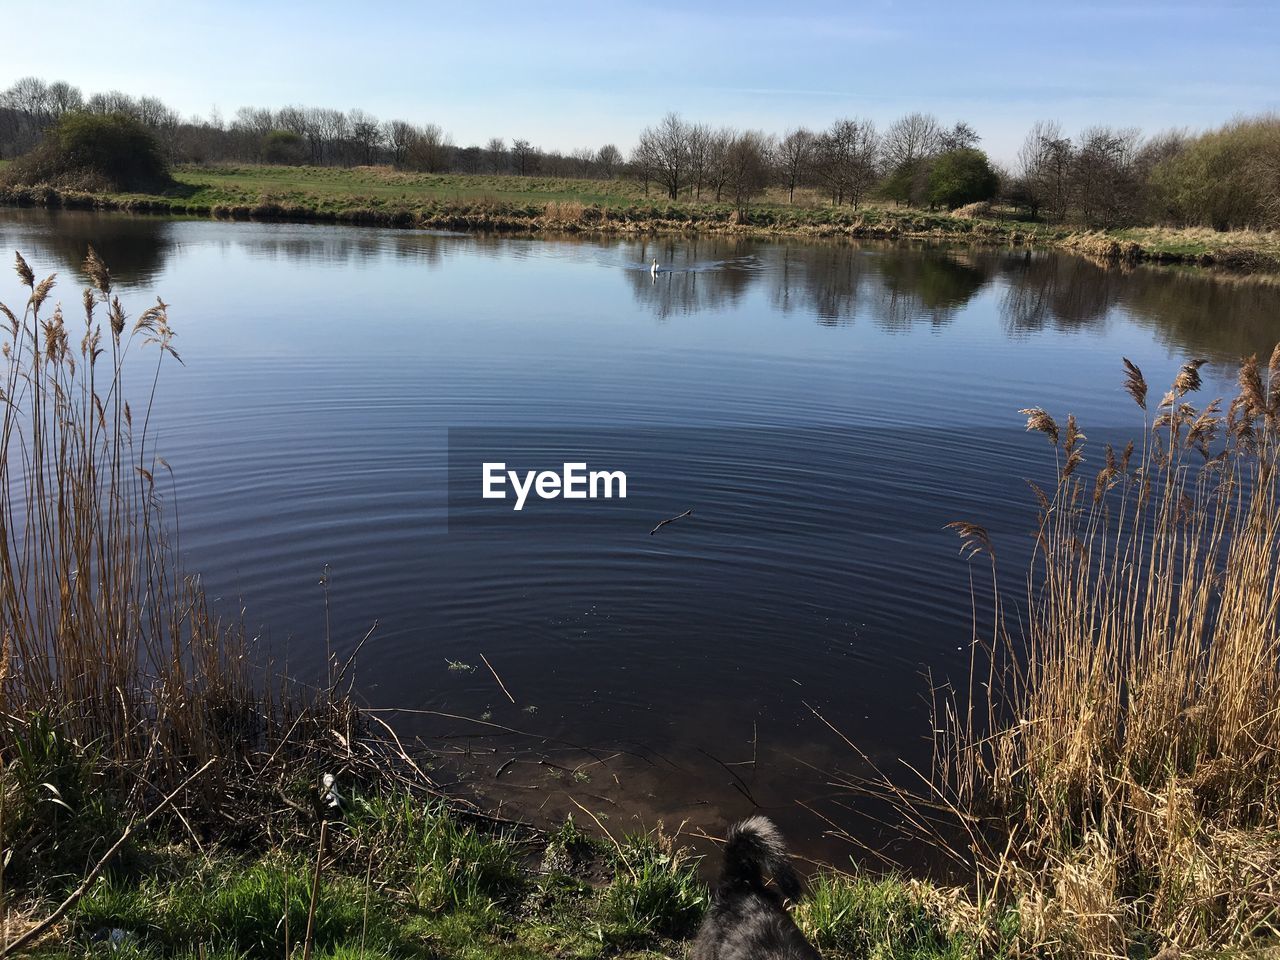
[[2, 161, 1279, 271], [167, 164, 650, 210]]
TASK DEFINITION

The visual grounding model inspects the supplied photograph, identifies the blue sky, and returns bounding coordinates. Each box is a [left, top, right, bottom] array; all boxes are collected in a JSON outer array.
[[6, 1, 1278, 163]]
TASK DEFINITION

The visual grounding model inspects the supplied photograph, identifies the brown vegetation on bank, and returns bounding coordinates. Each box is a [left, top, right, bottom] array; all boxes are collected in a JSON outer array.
[[4, 176, 1280, 274], [934, 353, 1280, 955]]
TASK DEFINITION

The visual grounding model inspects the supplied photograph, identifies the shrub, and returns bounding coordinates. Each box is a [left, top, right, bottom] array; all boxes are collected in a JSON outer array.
[[927, 148, 999, 210], [260, 129, 308, 165], [3, 112, 173, 192], [0, 712, 125, 890]]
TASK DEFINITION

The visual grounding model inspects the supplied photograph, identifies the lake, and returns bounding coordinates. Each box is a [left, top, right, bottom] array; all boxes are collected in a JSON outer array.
[[3, 208, 1276, 866]]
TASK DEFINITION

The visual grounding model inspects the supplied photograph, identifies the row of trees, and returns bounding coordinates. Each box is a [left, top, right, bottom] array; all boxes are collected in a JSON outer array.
[[0, 77, 625, 179], [634, 112, 999, 212], [3, 76, 1278, 229]]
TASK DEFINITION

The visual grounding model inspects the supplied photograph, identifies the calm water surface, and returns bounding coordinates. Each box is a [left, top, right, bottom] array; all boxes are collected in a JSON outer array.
[[4, 209, 1278, 865]]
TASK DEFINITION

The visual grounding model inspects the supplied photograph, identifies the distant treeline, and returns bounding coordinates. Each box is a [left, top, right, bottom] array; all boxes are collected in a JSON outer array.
[[1, 76, 1278, 230]]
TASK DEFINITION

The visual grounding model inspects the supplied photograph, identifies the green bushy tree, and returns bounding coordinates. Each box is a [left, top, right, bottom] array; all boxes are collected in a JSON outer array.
[[927, 147, 999, 209], [3, 111, 173, 191]]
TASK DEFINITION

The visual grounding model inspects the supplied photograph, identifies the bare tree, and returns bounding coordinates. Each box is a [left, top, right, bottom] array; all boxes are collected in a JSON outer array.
[[629, 138, 657, 195], [384, 119, 416, 167], [302, 107, 343, 164], [233, 106, 275, 135], [405, 123, 453, 172], [458, 144, 483, 174], [724, 130, 774, 212], [86, 90, 139, 117], [814, 118, 880, 208], [687, 123, 713, 199], [1, 77, 58, 155], [276, 105, 310, 137], [1019, 120, 1073, 222], [597, 144, 622, 179], [3, 77, 50, 121], [704, 128, 734, 201], [486, 137, 507, 173], [939, 121, 980, 152], [565, 146, 593, 179], [45, 81, 83, 117], [348, 109, 382, 165], [136, 96, 179, 155], [1071, 126, 1143, 227], [511, 138, 539, 175], [776, 128, 816, 203], [322, 109, 351, 165], [846, 121, 881, 209], [637, 113, 692, 200], [137, 96, 177, 129], [881, 112, 942, 205], [882, 112, 941, 170]]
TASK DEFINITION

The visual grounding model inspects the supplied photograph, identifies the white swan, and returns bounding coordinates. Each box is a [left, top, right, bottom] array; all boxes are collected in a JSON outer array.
[[651, 258, 659, 275]]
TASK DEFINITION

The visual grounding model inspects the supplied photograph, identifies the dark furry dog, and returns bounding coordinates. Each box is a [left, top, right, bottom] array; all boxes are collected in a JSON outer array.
[[690, 816, 821, 960]]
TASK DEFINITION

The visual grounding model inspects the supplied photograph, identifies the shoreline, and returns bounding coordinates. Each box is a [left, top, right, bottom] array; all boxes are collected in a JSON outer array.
[[3, 175, 1279, 274]]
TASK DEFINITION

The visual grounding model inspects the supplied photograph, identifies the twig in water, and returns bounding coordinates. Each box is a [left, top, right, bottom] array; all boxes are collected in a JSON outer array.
[[697, 747, 760, 807], [495, 757, 518, 778], [650, 509, 693, 535], [480, 652, 516, 704], [330, 619, 379, 696]]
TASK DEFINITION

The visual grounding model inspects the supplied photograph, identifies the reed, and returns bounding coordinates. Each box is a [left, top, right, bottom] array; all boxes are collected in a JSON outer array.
[[945, 349, 1280, 954], [0, 247, 256, 782]]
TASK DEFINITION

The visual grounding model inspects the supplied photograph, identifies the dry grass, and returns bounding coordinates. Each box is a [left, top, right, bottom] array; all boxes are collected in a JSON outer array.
[[952, 201, 996, 219], [1067, 227, 1280, 271], [940, 350, 1280, 955], [542, 199, 588, 224]]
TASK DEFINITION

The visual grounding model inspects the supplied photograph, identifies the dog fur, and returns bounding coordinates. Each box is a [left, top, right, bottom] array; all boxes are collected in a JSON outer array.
[[689, 816, 821, 960]]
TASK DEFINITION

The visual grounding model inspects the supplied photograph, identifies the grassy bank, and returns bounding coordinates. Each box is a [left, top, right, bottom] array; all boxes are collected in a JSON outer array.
[[2, 163, 1279, 271], [17, 792, 984, 960]]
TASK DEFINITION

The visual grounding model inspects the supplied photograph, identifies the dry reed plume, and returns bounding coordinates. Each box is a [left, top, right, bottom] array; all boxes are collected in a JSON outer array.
[[940, 347, 1280, 955]]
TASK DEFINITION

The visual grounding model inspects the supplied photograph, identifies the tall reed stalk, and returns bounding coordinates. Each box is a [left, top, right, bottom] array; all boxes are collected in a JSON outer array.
[[949, 351, 1280, 955], [0, 249, 256, 803]]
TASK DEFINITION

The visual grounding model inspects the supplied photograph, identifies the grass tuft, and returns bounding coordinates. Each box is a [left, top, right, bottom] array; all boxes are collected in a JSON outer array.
[[347, 793, 524, 916], [600, 828, 706, 943], [797, 871, 984, 960]]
